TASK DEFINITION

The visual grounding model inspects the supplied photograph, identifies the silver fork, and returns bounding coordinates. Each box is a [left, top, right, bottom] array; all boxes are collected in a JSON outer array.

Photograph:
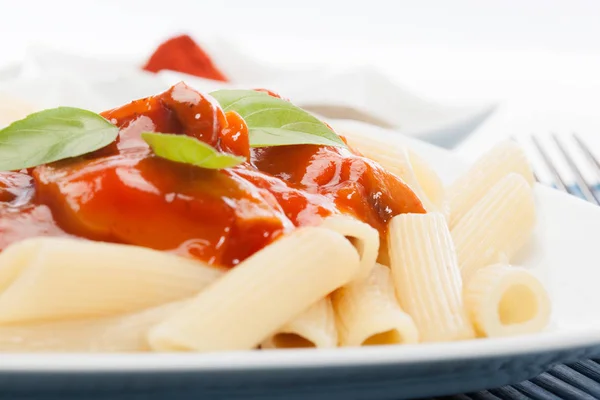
[[514, 133, 600, 205]]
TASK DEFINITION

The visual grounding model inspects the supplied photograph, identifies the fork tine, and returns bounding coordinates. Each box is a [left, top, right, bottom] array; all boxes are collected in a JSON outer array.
[[531, 135, 569, 192], [551, 134, 600, 204], [532, 167, 541, 183], [572, 133, 600, 179]]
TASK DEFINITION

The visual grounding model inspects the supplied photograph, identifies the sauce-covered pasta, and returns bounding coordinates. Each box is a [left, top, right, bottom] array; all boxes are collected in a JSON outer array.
[[0, 82, 549, 353], [0, 83, 424, 267]]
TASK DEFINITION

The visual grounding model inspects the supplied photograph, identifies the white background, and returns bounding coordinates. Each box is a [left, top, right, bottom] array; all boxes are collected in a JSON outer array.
[[1, 0, 600, 154]]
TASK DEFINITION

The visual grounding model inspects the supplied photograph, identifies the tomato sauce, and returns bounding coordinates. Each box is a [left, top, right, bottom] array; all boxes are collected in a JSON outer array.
[[0, 82, 425, 267]]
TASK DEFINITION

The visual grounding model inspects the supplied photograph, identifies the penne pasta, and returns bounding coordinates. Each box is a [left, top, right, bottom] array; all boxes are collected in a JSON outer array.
[[388, 213, 474, 342], [339, 129, 445, 214], [319, 215, 379, 279], [333, 264, 418, 346], [0, 94, 36, 127], [408, 148, 448, 218], [464, 264, 550, 337], [0, 300, 188, 352], [0, 238, 43, 292], [148, 227, 361, 352], [0, 238, 223, 323], [0, 83, 551, 354], [452, 173, 536, 279], [261, 297, 337, 349], [447, 140, 535, 228], [339, 129, 411, 179]]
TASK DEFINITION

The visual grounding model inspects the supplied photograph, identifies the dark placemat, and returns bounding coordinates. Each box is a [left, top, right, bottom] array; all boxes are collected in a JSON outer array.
[[434, 359, 600, 399]]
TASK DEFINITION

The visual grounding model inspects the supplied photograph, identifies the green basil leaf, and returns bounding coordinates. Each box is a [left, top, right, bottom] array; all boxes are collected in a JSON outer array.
[[0, 107, 119, 171], [210, 89, 347, 148], [142, 132, 245, 169]]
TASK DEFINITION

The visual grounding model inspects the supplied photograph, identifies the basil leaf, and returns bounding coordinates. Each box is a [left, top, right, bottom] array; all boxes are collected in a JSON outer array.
[[0, 107, 119, 171], [210, 89, 346, 148], [142, 132, 245, 169]]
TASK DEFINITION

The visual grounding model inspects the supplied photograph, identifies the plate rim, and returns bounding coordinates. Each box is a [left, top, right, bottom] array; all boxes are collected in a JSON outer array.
[[0, 328, 599, 372]]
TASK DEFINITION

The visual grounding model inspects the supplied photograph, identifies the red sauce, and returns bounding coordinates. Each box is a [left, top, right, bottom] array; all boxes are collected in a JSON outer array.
[[253, 88, 289, 101], [143, 35, 228, 82], [0, 83, 425, 267]]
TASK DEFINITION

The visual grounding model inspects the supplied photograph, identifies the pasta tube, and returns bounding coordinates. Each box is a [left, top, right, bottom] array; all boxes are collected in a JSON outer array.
[[388, 212, 474, 342], [333, 264, 418, 346], [319, 215, 379, 279], [464, 264, 550, 337], [448, 140, 535, 228], [452, 173, 536, 279], [0, 238, 223, 323], [148, 227, 361, 352], [261, 298, 337, 349], [0, 300, 187, 352], [0, 94, 36, 127], [408, 148, 448, 218], [340, 130, 445, 214]]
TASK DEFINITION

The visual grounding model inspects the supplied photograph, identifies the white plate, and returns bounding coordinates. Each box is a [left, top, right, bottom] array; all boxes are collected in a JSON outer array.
[[1, 120, 599, 400]]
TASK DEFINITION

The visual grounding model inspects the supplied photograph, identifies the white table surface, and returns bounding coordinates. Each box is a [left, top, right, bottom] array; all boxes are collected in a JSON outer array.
[[1, 0, 599, 158]]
